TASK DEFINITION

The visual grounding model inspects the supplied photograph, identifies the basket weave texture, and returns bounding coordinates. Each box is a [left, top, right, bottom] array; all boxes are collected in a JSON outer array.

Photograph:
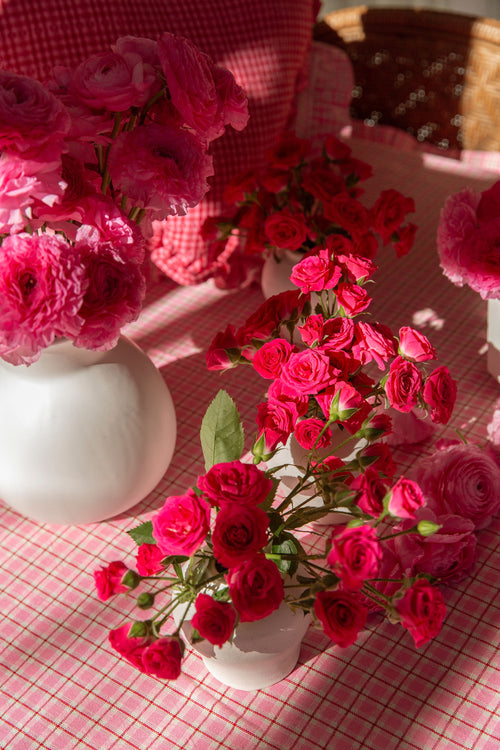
[[314, 6, 500, 151]]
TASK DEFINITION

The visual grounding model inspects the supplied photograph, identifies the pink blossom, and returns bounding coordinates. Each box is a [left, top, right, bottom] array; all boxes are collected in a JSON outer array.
[[395, 579, 446, 648], [0, 70, 69, 161], [212, 64, 249, 133], [197, 460, 272, 508], [75, 198, 145, 262], [352, 321, 397, 369], [252, 338, 295, 379], [387, 477, 426, 519], [256, 398, 298, 452], [316, 381, 371, 434], [314, 589, 368, 647], [423, 366, 457, 425], [335, 282, 371, 317], [206, 324, 241, 371], [93, 560, 128, 601], [294, 417, 332, 450], [327, 525, 382, 590], [152, 490, 211, 557], [280, 348, 334, 395], [68, 49, 157, 111], [418, 443, 500, 530], [107, 123, 213, 220], [437, 188, 479, 286], [289, 251, 341, 293], [136, 543, 165, 576], [0, 232, 86, 365], [113, 36, 160, 68], [338, 253, 377, 283], [398, 326, 437, 362], [385, 356, 423, 413]]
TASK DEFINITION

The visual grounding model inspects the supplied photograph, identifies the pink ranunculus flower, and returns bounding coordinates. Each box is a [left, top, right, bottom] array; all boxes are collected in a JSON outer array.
[[335, 282, 372, 317], [398, 326, 437, 362], [423, 365, 457, 425], [151, 490, 211, 557], [487, 398, 500, 448], [191, 593, 237, 646], [136, 543, 165, 576], [93, 560, 129, 601], [289, 251, 341, 293], [461, 225, 500, 300], [327, 525, 382, 590], [294, 417, 332, 450], [395, 579, 446, 648], [212, 64, 249, 133], [392, 509, 477, 585], [0, 70, 70, 161], [280, 348, 334, 396], [314, 589, 368, 648], [437, 187, 479, 287], [108, 623, 150, 672], [387, 476, 426, 519], [141, 637, 184, 679], [384, 356, 423, 413], [226, 554, 284, 622], [418, 442, 500, 530], [252, 338, 295, 379], [77, 197, 145, 263], [107, 123, 214, 220], [68, 49, 157, 111], [212, 504, 269, 568], [197, 460, 273, 508], [71, 239, 145, 351], [113, 36, 160, 67], [0, 232, 86, 365]]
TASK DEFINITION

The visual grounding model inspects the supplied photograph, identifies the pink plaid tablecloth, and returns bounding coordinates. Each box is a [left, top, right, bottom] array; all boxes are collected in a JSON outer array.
[[1, 137, 500, 750]]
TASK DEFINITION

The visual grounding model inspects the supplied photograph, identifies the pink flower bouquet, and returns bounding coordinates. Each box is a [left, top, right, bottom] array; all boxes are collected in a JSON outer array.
[[0, 34, 248, 365], [437, 180, 500, 299]]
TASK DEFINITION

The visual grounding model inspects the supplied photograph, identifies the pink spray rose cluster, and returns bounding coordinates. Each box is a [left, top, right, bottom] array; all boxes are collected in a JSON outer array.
[[0, 34, 248, 364], [437, 180, 500, 300]]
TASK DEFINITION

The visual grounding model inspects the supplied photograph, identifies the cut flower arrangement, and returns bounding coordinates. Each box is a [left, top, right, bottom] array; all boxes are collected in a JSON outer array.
[[94, 133, 500, 684], [0, 32, 248, 365]]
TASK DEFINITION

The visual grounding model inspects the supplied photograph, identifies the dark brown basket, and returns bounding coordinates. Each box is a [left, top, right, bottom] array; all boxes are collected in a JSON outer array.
[[314, 5, 500, 151]]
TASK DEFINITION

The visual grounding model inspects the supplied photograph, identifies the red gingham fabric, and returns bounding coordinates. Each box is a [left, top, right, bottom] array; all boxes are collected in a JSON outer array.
[[0, 0, 318, 285]]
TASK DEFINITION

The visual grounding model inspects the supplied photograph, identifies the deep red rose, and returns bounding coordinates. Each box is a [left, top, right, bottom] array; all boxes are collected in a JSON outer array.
[[352, 468, 390, 517], [388, 477, 426, 519], [191, 593, 237, 646], [108, 623, 150, 672], [280, 348, 335, 395], [294, 417, 332, 450], [324, 194, 371, 239], [290, 251, 341, 293], [423, 366, 457, 425], [256, 398, 298, 452], [301, 163, 346, 202], [370, 189, 415, 244], [266, 132, 311, 168], [141, 636, 183, 679], [385, 356, 423, 413], [226, 554, 284, 622], [314, 589, 368, 647], [335, 282, 371, 317], [206, 324, 240, 371], [197, 460, 272, 508], [353, 321, 397, 369], [327, 525, 382, 590], [395, 580, 446, 648], [94, 560, 128, 601], [152, 490, 210, 557], [136, 543, 164, 576], [393, 223, 417, 257], [252, 338, 295, 379], [264, 208, 309, 251], [212, 504, 269, 567], [399, 326, 437, 362]]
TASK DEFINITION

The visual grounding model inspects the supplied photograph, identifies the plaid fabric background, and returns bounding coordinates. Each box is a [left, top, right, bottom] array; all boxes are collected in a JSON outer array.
[[0, 0, 318, 285], [1, 134, 500, 749]]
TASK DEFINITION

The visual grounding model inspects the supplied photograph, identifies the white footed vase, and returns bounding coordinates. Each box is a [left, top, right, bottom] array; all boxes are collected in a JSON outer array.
[[0, 336, 176, 525], [176, 600, 311, 691], [487, 298, 500, 383], [261, 248, 300, 299]]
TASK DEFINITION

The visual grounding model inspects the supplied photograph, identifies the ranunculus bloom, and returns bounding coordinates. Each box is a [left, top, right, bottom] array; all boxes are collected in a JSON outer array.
[[108, 623, 150, 672], [327, 525, 382, 590], [289, 251, 341, 293], [206, 324, 240, 371], [71, 240, 145, 352], [212, 504, 269, 568], [0, 70, 70, 161], [212, 64, 249, 133], [423, 366, 457, 425], [226, 554, 284, 622], [281, 348, 334, 395], [93, 560, 128, 601], [387, 476, 426, 519], [335, 282, 371, 317], [197, 460, 272, 508], [398, 326, 437, 362], [437, 188, 479, 286], [264, 208, 309, 251], [393, 509, 477, 585], [314, 589, 368, 647], [136, 543, 165, 576], [418, 443, 500, 530], [191, 593, 237, 646], [294, 417, 332, 450], [252, 338, 295, 379], [107, 123, 214, 220], [395, 580, 447, 648], [141, 637, 183, 679], [385, 356, 423, 413], [370, 188, 415, 244], [353, 321, 397, 369], [0, 232, 86, 365], [76, 198, 145, 263], [152, 490, 211, 557], [69, 49, 157, 111]]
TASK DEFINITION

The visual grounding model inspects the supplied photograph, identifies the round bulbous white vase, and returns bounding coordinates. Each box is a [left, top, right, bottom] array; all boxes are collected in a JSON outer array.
[[261, 249, 301, 299], [0, 336, 176, 526], [176, 600, 311, 691], [487, 298, 500, 383]]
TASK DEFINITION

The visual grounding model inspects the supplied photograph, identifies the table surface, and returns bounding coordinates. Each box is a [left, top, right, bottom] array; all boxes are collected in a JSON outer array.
[[1, 136, 500, 750]]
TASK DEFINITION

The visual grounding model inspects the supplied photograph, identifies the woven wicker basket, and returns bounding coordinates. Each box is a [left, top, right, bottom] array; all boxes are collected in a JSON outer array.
[[314, 6, 500, 151]]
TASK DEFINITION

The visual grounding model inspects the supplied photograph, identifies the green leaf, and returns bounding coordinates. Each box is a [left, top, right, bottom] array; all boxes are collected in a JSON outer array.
[[200, 389, 244, 470], [271, 534, 300, 577], [127, 520, 155, 546]]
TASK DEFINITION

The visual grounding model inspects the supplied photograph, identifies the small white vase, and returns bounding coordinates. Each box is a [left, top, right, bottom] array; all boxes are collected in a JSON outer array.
[[0, 336, 176, 525], [176, 601, 311, 691], [487, 298, 500, 383], [261, 249, 301, 299]]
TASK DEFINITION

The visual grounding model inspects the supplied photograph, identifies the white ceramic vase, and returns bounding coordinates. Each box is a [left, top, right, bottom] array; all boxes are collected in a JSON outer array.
[[176, 600, 311, 691], [487, 298, 500, 383], [261, 248, 301, 299], [0, 336, 176, 525]]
